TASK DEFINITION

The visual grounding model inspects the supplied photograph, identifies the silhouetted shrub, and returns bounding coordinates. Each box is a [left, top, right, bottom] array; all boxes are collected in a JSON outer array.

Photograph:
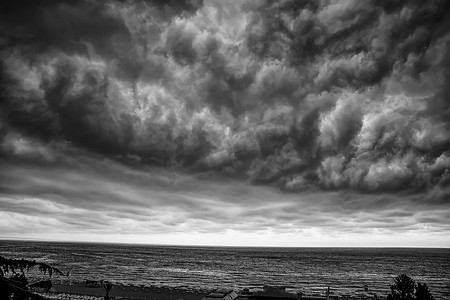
[[386, 274, 434, 300]]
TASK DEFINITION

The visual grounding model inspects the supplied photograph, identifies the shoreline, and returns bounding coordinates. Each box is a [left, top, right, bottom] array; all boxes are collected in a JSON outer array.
[[38, 282, 207, 300], [35, 282, 381, 300]]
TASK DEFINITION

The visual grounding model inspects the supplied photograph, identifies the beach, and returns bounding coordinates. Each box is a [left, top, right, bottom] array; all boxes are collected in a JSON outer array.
[[38, 283, 382, 300], [38, 283, 206, 300]]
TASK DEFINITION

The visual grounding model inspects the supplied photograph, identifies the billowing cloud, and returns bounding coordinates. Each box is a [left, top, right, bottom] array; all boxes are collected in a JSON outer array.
[[0, 0, 449, 245]]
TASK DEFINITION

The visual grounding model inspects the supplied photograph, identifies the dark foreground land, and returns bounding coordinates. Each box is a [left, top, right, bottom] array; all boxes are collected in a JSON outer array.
[[43, 283, 205, 300], [37, 282, 379, 300]]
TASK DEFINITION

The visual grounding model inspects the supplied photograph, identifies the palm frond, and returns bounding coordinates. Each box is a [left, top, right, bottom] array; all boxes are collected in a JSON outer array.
[[0, 255, 65, 277]]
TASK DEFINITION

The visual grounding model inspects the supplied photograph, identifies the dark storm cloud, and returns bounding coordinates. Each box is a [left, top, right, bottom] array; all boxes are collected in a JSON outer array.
[[0, 1, 129, 56], [0, 0, 449, 209]]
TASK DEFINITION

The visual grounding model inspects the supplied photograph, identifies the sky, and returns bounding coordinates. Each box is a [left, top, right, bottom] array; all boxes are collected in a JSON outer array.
[[0, 0, 449, 247]]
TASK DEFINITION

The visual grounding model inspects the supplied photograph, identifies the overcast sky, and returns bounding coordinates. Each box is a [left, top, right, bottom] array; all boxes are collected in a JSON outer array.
[[0, 0, 449, 247]]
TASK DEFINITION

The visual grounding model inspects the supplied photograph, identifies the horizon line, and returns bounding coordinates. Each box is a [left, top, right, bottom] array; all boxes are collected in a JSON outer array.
[[1, 238, 449, 249]]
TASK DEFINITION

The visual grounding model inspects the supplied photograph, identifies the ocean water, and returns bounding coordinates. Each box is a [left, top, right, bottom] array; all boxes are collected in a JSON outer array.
[[1, 241, 449, 299]]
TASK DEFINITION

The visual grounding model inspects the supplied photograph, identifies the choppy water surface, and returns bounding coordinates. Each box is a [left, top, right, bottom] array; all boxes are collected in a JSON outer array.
[[1, 241, 449, 299]]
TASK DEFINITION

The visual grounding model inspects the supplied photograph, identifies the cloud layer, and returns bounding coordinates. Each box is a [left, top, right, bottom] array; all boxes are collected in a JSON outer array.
[[0, 0, 449, 245], [1, 159, 448, 246]]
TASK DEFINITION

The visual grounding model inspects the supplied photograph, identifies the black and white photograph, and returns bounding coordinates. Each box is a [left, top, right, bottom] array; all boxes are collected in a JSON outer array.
[[0, 0, 449, 299]]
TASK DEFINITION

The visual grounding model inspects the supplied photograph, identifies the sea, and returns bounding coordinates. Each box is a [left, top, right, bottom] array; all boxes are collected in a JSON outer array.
[[1, 241, 449, 299]]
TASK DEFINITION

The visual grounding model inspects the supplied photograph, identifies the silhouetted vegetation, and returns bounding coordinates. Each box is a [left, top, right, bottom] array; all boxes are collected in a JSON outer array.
[[0, 255, 64, 300], [386, 274, 434, 300], [103, 281, 113, 300]]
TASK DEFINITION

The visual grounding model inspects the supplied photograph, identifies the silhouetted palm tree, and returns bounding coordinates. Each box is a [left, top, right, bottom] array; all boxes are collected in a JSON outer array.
[[0, 255, 64, 300]]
